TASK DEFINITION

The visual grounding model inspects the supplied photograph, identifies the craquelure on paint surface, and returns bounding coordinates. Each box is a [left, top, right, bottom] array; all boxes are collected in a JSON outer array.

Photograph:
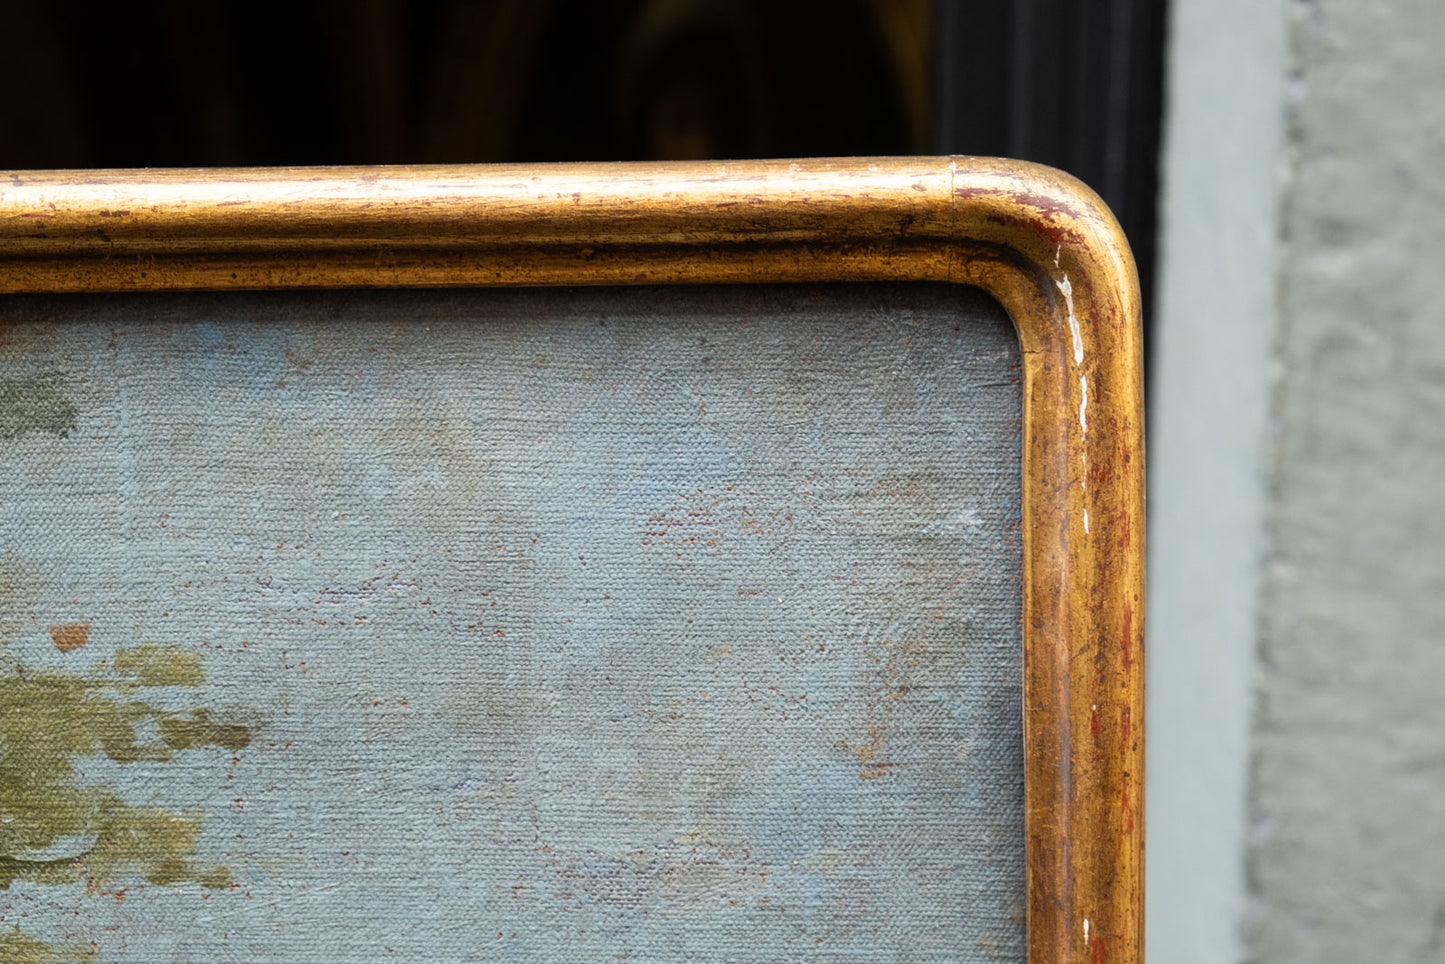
[[0, 283, 1024, 962]]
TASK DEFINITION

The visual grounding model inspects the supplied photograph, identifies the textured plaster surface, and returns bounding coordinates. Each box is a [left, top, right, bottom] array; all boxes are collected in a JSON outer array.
[[1249, 1, 1445, 961], [0, 284, 1024, 962]]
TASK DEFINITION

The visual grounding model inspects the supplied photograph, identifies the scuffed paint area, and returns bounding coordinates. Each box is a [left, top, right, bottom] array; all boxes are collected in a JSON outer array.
[[0, 376, 76, 441], [0, 655, 248, 884], [0, 284, 1023, 962], [0, 642, 250, 960]]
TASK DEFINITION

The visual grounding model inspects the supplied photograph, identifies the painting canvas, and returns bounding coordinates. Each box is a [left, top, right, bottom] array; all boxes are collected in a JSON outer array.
[[0, 282, 1025, 962]]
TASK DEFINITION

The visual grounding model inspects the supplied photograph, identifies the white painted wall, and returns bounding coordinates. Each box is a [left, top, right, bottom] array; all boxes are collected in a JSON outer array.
[[1151, 1, 1445, 961], [1147, 0, 1287, 960]]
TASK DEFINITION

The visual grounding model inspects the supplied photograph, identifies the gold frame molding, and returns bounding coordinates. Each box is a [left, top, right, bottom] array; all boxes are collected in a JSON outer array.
[[0, 156, 1144, 964]]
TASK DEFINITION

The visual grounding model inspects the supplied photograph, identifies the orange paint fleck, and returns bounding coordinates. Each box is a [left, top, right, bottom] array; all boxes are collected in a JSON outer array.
[[1091, 935, 1107, 964], [49, 622, 90, 651]]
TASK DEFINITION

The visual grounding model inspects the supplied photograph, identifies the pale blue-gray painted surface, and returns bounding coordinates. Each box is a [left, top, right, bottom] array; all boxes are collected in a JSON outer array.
[[0, 284, 1023, 962], [1147, 0, 1287, 960]]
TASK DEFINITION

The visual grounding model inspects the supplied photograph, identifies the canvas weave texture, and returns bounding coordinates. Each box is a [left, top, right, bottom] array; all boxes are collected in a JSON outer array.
[[0, 284, 1024, 962]]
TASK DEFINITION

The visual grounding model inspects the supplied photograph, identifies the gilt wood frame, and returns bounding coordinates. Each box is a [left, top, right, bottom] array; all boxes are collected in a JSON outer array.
[[0, 157, 1144, 964]]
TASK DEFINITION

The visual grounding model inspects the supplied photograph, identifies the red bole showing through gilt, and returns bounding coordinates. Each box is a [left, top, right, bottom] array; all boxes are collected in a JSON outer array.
[[0, 156, 1144, 964]]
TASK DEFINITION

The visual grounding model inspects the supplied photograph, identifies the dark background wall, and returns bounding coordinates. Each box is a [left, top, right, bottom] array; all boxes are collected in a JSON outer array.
[[0, 0, 1164, 307]]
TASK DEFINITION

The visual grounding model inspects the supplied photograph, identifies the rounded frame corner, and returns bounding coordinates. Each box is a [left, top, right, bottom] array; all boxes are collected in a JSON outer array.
[[0, 155, 1144, 964]]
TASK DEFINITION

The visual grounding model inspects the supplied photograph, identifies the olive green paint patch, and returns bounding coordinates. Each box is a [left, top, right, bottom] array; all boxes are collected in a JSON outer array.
[[158, 709, 251, 751], [0, 377, 77, 441], [0, 648, 250, 892], [0, 926, 92, 963], [110, 644, 205, 689]]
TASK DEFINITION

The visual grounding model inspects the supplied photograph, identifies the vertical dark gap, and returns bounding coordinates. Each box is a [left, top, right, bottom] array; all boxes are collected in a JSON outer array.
[[1104, 1, 1136, 206], [934, 0, 963, 153], [1009, 0, 1035, 159]]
